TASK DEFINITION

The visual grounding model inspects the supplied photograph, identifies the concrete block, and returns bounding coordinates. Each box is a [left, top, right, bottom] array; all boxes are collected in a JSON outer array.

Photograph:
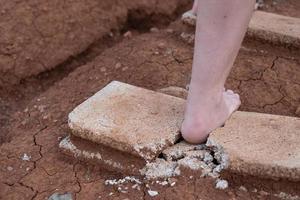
[[157, 86, 188, 99], [59, 135, 145, 175], [209, 111, 300, 181], [248, 11, 300, 47], [68, 81, 185, 161]]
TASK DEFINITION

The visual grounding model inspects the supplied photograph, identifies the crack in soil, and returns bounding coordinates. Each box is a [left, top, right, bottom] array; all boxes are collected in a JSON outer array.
[[73, 162, 82, 200]]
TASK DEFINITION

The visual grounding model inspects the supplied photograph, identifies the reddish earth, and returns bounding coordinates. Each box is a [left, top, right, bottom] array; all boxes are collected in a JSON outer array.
[[261, 0, 300, 18], [0, 1, 300, 199]]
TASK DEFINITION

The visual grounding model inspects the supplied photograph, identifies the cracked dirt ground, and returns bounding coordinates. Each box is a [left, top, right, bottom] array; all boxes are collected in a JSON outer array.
[[1, 26, 300, 199], [1, 1, 300, 200]]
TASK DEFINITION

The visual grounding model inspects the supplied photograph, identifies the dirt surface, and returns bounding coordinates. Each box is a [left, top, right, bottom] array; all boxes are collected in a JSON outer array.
[[1, 26, 300, 199], [0, 0, 191, 87], [1, 1, 300, 199], [261, 0, 300, 18]]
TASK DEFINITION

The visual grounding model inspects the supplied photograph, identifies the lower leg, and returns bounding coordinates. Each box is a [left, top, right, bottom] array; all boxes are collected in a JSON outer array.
[[181, 0, 255, 144]]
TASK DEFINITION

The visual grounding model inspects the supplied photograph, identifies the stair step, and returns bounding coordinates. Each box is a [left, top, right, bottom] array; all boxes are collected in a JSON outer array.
[[67, 81, 185, 161], [60, 82, 300, 181], [209, 111, 300, 181], [248, 11, 300, 46]]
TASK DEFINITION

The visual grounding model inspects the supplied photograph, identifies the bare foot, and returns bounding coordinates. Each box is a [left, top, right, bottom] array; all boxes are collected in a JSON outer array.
[[181, 89, 241, 144]]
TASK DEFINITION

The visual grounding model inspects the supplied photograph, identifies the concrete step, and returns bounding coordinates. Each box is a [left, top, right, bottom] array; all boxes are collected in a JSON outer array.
[[59, 135, 146, 175], [180, 10, 300, 47], [248, 11, 300, 47], [60, 82, 300, 181], [67, 81, 185, 161], [209, 111, 300, 181]]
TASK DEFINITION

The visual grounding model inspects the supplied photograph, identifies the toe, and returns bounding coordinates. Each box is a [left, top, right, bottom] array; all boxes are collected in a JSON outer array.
[[226, 89, 234, 95]]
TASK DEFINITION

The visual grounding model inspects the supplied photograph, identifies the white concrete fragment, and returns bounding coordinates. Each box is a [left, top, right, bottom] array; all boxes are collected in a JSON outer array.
[[21, 153, 31, 161], [215, 179, 228, 190], [148, 190, 159, 197], [140, 159, 180, 179]]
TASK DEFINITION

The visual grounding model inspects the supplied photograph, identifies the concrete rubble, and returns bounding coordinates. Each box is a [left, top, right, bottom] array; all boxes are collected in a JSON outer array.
[[60, 81, 300, 193]]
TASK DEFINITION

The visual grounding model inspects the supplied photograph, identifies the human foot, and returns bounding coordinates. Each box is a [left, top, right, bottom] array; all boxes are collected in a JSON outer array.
[[181, 89, 241, 144]]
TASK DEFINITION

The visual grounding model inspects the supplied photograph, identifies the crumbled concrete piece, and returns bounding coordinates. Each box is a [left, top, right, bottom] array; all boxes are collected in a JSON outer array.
[[274, 192, 300, 200], [59, 135, 145, 175], [180, 32, 195, 44], [159, 140, 229, 179], [215, 179, 228, 190], [162, 141, 199, 160], [181, 10, 196, 26], [239, 186, 248, 192], [48, 193, 73, 200], [140, 158, 180, 179], [157, 86, 188, 99], [248, 11, 300, 47], [209, 111, 300, 181], [170, 182, 176, 187], [184, 150, 206, 160], [178, 157, 208, 171], [21, 153, 31, 161], [203, 152, 214, 163], [105, 176, 141, 186], [68, 81, 185, 161], [148, 190, 159, 197]]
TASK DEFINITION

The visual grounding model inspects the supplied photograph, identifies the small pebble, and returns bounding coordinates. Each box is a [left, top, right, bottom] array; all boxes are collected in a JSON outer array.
[[115, 62, 122, 69], [123, 31, 132, 38], [100, 67, 106, 72], [215, 179, 228, 190], [165, 28, 174, 33], [148, 190, 159, 197], [21, 153, 31, 161], [157, 42, 166, 49], [7, 166, 13, 171], [122, 66, 128, 71], [150, 27, 159, 33]]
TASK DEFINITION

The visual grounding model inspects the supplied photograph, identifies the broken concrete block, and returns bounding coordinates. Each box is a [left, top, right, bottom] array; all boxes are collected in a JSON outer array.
[[248, 11, 300, 47], [68, 81, 185, 161], [157, 86, 188, 99], [209, 111, 300, 181], [59, 135, 145, 175]]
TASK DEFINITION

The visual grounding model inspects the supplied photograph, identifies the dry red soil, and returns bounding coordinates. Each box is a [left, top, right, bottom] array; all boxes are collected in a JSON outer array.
[[0, 1, 300, 199]]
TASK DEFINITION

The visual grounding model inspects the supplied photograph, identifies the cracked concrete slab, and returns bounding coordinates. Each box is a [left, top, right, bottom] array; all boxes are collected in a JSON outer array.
[[68, 81, 185, 161], [59, 135, 145, 175], [248, 11, 300, 47], [209, 111, 300, 181]]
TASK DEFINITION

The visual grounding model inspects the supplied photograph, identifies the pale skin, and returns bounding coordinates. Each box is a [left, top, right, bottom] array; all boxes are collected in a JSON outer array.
[[181, 0, 256, 144]]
